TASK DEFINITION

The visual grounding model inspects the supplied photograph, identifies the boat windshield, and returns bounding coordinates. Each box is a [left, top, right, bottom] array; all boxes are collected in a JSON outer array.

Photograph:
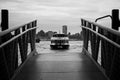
[[51, 40, 69, 43], [51, 34, 69, 40], [53, 34, 68, 37]]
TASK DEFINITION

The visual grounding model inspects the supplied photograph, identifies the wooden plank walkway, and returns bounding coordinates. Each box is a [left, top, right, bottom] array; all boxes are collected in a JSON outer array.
[[13, 52, 108, 80]]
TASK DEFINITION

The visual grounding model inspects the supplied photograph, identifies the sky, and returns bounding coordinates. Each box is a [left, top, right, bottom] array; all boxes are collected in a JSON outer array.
[[0, 0, 120, 33]]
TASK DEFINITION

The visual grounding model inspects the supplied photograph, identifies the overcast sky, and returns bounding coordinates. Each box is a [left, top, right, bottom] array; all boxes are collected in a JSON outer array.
[[0, 0, 120, 33]]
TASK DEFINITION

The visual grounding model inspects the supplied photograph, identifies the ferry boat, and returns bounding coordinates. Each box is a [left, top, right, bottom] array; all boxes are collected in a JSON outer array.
[[50, 34, 69, 49]]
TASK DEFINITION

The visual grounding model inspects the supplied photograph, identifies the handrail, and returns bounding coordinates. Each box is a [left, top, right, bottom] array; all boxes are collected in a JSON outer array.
[[0, 19, 37, 80], [81, 18, 120, 37], [0, 27, 37, 48], [0, 9, 37, 80], [81, 26, 120, 48], [81, 18, 120, 80], [95, 15, 112, 22], [0, 20, 37, 37]]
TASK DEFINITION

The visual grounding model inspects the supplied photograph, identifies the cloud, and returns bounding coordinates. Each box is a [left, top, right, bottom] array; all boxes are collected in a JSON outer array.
[[0, 0, 120, 33], [0, 0, 120, 18]]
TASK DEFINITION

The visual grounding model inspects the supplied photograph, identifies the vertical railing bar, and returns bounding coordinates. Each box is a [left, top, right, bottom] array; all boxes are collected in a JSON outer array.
[[92, 24, 97, 61], [101, 29, 106, 69], [14, 29, 19, 69], [95, 27, 101, 62], [24, 25, 28, 56], [85, 22, 89, 51], [29, 23, 32, 52], [18, 27, 25, 63], [88, 23, 94, 55], [83, 20, 87, 51], [22, 25, 27, 62]]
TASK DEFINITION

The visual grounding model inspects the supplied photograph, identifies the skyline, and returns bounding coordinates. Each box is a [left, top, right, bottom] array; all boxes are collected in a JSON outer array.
[[0, 0, 120, 33]]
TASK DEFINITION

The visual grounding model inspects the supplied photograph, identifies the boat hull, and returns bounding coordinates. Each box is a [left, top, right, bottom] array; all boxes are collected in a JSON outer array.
[[50, 45, 69, 49]]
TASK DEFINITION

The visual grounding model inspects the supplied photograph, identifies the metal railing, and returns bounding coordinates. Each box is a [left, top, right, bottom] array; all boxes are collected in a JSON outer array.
[[0, 20, 37, 80], [81, 18, 120, 80]]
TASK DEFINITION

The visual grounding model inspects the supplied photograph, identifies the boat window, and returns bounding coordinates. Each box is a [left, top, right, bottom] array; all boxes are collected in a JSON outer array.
[[51, 40, 69, 43], [53, 34, 68, 37]]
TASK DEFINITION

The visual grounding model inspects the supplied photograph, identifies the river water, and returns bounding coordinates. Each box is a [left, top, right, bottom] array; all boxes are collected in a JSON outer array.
[[18, 41, 83, 65], [35, 41, 101, 64], [36, 41, 83, 54], [19, 41, 101, 65]]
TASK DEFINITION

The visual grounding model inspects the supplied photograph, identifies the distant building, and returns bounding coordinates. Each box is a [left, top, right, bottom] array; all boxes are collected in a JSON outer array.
[[62, 25, 67, 34]]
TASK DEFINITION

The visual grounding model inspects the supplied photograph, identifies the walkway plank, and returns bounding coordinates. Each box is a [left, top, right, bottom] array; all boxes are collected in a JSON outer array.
[[13, 53, 108, 80]]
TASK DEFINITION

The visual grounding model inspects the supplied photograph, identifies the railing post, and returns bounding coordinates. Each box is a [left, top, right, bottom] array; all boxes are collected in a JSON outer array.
[[1, 9, 9, 31], [81, 20, 89, 53], [0, 9, 13, 79], [108, 9, 120, 80], [112, 9, 119, 30]]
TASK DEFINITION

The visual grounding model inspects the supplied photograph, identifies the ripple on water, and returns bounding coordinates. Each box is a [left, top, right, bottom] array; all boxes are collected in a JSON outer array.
[[36, 41, 83, 54]]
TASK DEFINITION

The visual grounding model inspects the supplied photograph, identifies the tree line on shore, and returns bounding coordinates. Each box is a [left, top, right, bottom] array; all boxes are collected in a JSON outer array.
[[36, 30, 83, 41]]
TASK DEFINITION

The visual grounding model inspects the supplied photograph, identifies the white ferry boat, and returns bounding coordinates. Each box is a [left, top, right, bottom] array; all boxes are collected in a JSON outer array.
[[50, 34, 69, 49]]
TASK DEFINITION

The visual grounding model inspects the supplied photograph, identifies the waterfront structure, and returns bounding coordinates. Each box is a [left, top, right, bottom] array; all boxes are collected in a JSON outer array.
[[62, 25, 67, 34]]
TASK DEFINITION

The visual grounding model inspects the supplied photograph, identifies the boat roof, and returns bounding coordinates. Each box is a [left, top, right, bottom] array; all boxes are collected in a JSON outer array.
[[53, 34, 68, 37]]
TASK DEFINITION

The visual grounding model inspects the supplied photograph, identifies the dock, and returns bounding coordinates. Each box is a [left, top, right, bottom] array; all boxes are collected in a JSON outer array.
[[0, 9, 120, 80], [12, 53, 107, 80]]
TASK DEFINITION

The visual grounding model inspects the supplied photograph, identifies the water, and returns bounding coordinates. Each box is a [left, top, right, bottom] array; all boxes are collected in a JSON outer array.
[[19, 41, 101, 65], [36, 41, 83, 54]]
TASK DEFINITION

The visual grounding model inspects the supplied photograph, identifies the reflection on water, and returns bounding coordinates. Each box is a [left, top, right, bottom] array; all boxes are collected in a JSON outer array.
[[36, 41, 83, 54]]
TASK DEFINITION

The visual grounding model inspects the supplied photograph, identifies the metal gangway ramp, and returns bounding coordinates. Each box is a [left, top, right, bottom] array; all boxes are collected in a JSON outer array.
[[12, 53, 107, 80]]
